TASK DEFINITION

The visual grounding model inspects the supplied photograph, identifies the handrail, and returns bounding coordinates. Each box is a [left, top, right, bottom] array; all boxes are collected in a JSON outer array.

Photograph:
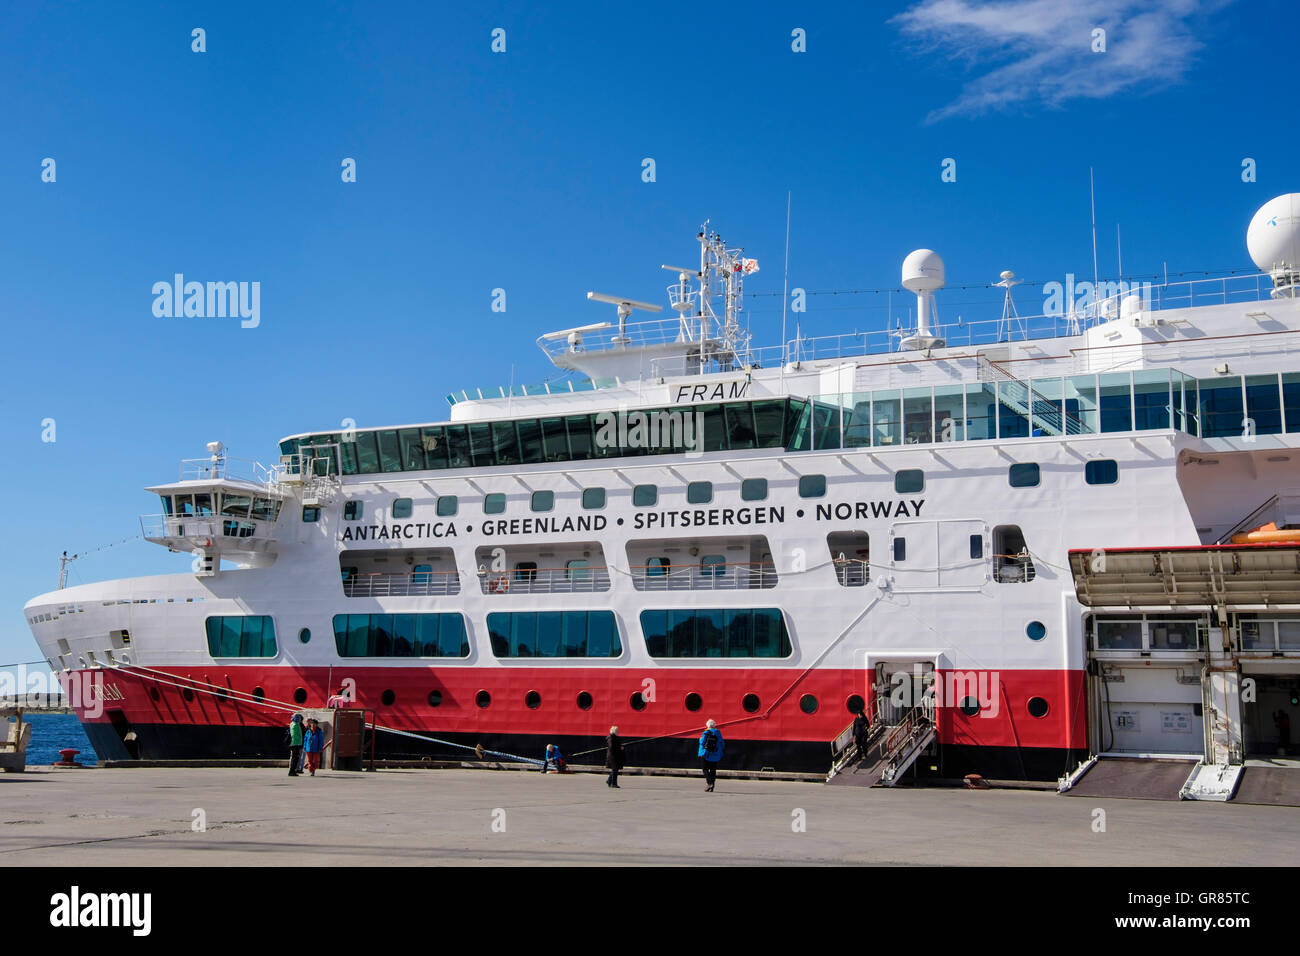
[[478, 567, 612, 594], [1218, 494, 1281, 544], [343, 571, 462, 597], [140, 514, 275, 540]]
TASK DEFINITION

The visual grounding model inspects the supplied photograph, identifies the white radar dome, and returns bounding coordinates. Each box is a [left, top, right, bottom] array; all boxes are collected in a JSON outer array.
[[902, 249, 945, 293], [1247, 194, 1300, 276]]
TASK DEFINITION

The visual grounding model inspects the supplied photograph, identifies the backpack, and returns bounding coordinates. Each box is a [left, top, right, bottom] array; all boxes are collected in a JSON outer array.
[[703, 730, 718, 754]]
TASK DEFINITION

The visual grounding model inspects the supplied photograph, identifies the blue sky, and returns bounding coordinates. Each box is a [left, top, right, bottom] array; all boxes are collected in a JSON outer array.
[[1, 0, 1293, 668]]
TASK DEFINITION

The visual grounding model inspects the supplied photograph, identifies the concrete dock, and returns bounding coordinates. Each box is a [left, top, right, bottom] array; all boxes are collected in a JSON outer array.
[[3, 766, 1297, 866]]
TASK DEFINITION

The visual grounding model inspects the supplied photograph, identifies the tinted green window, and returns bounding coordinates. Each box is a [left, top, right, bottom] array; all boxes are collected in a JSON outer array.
[[633, 484, 658, 507], [894, 469, 924, 494], [640, 608, 791, 659], [392, 497, 413, 519], [377, 430, 403, 472], [484, 493, 506, 514], [540, 418, 568, 461], [468, 424, 494, 467], [531, 490, 554, 512], [338, 439, 359, 475], [420, 427, 448, 469], [812, 401, 841, 450], [1085, 459, 1119, 485], [444, 425, 470, 467], [486, 611, 621, 658], [725, 403, 757, 449], [799, 474, 826, 498], [1009, 463, 1040, 488], [437, 495, 458, 516], [331, 614, 468, 657], [493, 421, 520, 465], [206, 616, 278, 658], [517, 419, 544, 464], [302, 506, 320, 523], [398, 428, 425, 471], [753, 400, 787, 448], [698, 405, 728, 452], [354, 431, 380, 473], [582, 487, 605, 509], [566, 416, 594, 458], [344, 500, 362, 520], [741, 478, 768, 501], [687, 481, 713, 504]]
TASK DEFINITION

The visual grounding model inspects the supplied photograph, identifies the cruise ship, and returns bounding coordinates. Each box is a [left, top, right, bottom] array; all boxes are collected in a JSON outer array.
[[23, 196, 1300, 790]]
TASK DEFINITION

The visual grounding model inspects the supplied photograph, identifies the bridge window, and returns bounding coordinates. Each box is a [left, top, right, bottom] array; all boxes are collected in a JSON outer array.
[[205, 616, 278, 658], [633, 484, 658, 507], [687, 481, 713, 504], [392, 497, 413, 519], [582, 487, 605, 509], [1197, 375, 1243, 438], [332, 613, 469, 657], [484, 493, 506, 514], [220, 494, 252, 519], [531, 490, 554, 512], [1246, 374, 1284, 436], [1085, 459, 1118, 485], [302, 506, 320, 523], [640, 608, 792, 658], [799, 474, 826, 498], [344, 500, 362, 521], [894, 469, 924, 494], [1008, 463, 1040, 487], [436, 495, 458, 517], [486, 611, 621, 658], [741, 478, 768, 501]]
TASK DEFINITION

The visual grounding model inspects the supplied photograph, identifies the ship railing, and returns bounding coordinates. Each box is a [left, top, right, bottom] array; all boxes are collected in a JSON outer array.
[[140, 514, 276, 541], [478, 568, 613, 595], [446, 377, 621, 406], [629, 563, 778, 591], [343, 571, 462, 598], [833, 560, 870, 587], [537, 315, 719, 360], [177, 456, 280, 485]]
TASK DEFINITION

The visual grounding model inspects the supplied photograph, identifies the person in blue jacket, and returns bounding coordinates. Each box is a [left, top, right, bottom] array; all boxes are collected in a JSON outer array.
[[302, 718, 325, 776], [541, 743, 566, 773], [698, 719, 724, 792]]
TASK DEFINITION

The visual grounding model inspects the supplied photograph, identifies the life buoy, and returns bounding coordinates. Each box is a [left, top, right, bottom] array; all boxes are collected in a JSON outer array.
[[490, 577, 510, 594]]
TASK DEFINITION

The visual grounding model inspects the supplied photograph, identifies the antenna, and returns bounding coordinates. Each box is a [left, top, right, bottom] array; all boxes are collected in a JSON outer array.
[[586, 292, 662, 344], [994, 270, 1024, 342], [781, 191, 791, 374], [1116, 223, 1123, 278], [1090, 168, 1099, 321]]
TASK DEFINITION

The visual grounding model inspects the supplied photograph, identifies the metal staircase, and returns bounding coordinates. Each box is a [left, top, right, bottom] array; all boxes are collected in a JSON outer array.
[[826, 699, 937, 787]]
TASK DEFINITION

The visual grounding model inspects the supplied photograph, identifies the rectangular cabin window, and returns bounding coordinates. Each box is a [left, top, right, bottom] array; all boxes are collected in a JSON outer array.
[[377, 430, 403, 472], [436, 495, 458, 517], [251, 498, 280, 522], [640, 608, 791, 659], [894, 469, 924, 494], [160, 495, 174, 516], [331, 613, 469, 657], [647, 556, 670, 577], [220, 494, 252, 519], [205, 615, 278, 658], [1008, 463, 1040, 487], [399, 428, 426, 471], [741, 478, 768, 501], [343, 500, 363, 521], [969, 535, 984, 559], [420, 427, 448, 469], [700, 555, 726, 577], [444, 425, 470, 468], [193, 494, 213, 516], [514, 562, 537, 582], [484, 493, 506, 514], [392, 497, 413, 519], [302, 505, 320, 523], [531, 490, 555, 512], [687, 481, 713, 504], [892, 538, 906, 562], [566, 559, 591, 581], [354, 431, 380, 473], [799, 474, 827, 498], [487, 611, 622, 658], [582, 487, 605, 509], [633, 484, 658, 507]]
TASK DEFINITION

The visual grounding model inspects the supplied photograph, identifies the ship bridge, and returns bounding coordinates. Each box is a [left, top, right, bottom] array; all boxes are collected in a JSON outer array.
[[140, 443, 288, 573]]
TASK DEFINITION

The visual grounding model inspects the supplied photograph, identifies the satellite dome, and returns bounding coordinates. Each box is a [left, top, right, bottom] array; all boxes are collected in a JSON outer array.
[[902, 249, 945, 293], [1247, 194, 1300, 277]]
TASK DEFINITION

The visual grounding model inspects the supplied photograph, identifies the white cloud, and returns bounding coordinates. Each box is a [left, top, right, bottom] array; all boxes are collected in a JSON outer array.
[[892, 0, 1231, 123]]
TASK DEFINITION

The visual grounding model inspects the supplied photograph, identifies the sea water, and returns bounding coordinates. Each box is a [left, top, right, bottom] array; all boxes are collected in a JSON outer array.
[[7, 713, 98, 766]]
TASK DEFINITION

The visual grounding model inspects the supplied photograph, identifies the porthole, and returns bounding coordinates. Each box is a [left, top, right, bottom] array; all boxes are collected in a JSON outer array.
[[959, 697, 980, 717], [525, 690, 542, 710], [476, 690, 491, 709], [1027, 621, 1047, 641], [253, 687, 266, 702], [298, 628, 311, 644], [1027, 696, 1050, 718], [576, 691, 593, 711], [183, 688, 195, 702], [799, 694, 818, 714], [684, 692, 703, 712], [293, 687, 307, 704], [630, 692, 647, 712], [381, 689, 396, 706], [846, 694, 865, 714], [742, 693, 761, 713]]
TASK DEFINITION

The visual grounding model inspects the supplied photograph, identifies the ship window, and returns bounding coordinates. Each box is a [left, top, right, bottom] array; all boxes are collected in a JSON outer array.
[[525, 690, 541, 710], [392, 497, 413, 519], [251, 498, 280, 522], [894, 469, 924, 494], [742, 693, 761, 713], [970, 535, 984, 559], [377, 430, 403, 472], [302, 506, 320, 523], [517, 419, 544, 464], [1085, 459, 1119, 485], [687, 481, 713, 504], [343, 500, 362, 521], [160, 494, 174, 516], [640, 608, 792, 658], [582, 487, 605, 509], [828, 532, 870, 587], [1008, 463, 1040, 487], [741, 478, 768, 501], [332, 613, 470, 657], [444, 425, 470, 467], [484, 493, 506, 514], [514, 562, 537, 582], [298, 628, 310, 644], [566, 559, 591, 580], [633, 484, 658, 507], [412, 564, 433, 585], [1027, 621, 1046, 641], [700, 555, 726, 576], [486, 611, 621, 658], [399, 428, 426, 471], [193, 494, 213, 516], [476, 690, 491, 708], [892, 538, 906, 562], [576, 691, 593, 710], [799, 474, 826, 498], [565, 415, 594, 459], [493, 421, 520, 466], [436, 495, 458, 517], [354, 431, 380, 473], [205, 616, 278, 658], [800, 694, 818, 714], [531, 490, 555, 512], [685, 692, 703, 711], [647, 556, 670, 577], [1027, 697, 1049, 718], [220, 494, 252, 519]]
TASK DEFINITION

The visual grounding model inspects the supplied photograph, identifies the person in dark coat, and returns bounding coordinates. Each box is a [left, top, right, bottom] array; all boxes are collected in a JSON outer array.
[[287, 714, 304, 777], [605, 725, 624, 788], [852, 707, 872, 760]]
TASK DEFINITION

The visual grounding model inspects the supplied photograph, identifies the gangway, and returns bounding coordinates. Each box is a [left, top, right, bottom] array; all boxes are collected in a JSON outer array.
[[826, 699, 936, 787]]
